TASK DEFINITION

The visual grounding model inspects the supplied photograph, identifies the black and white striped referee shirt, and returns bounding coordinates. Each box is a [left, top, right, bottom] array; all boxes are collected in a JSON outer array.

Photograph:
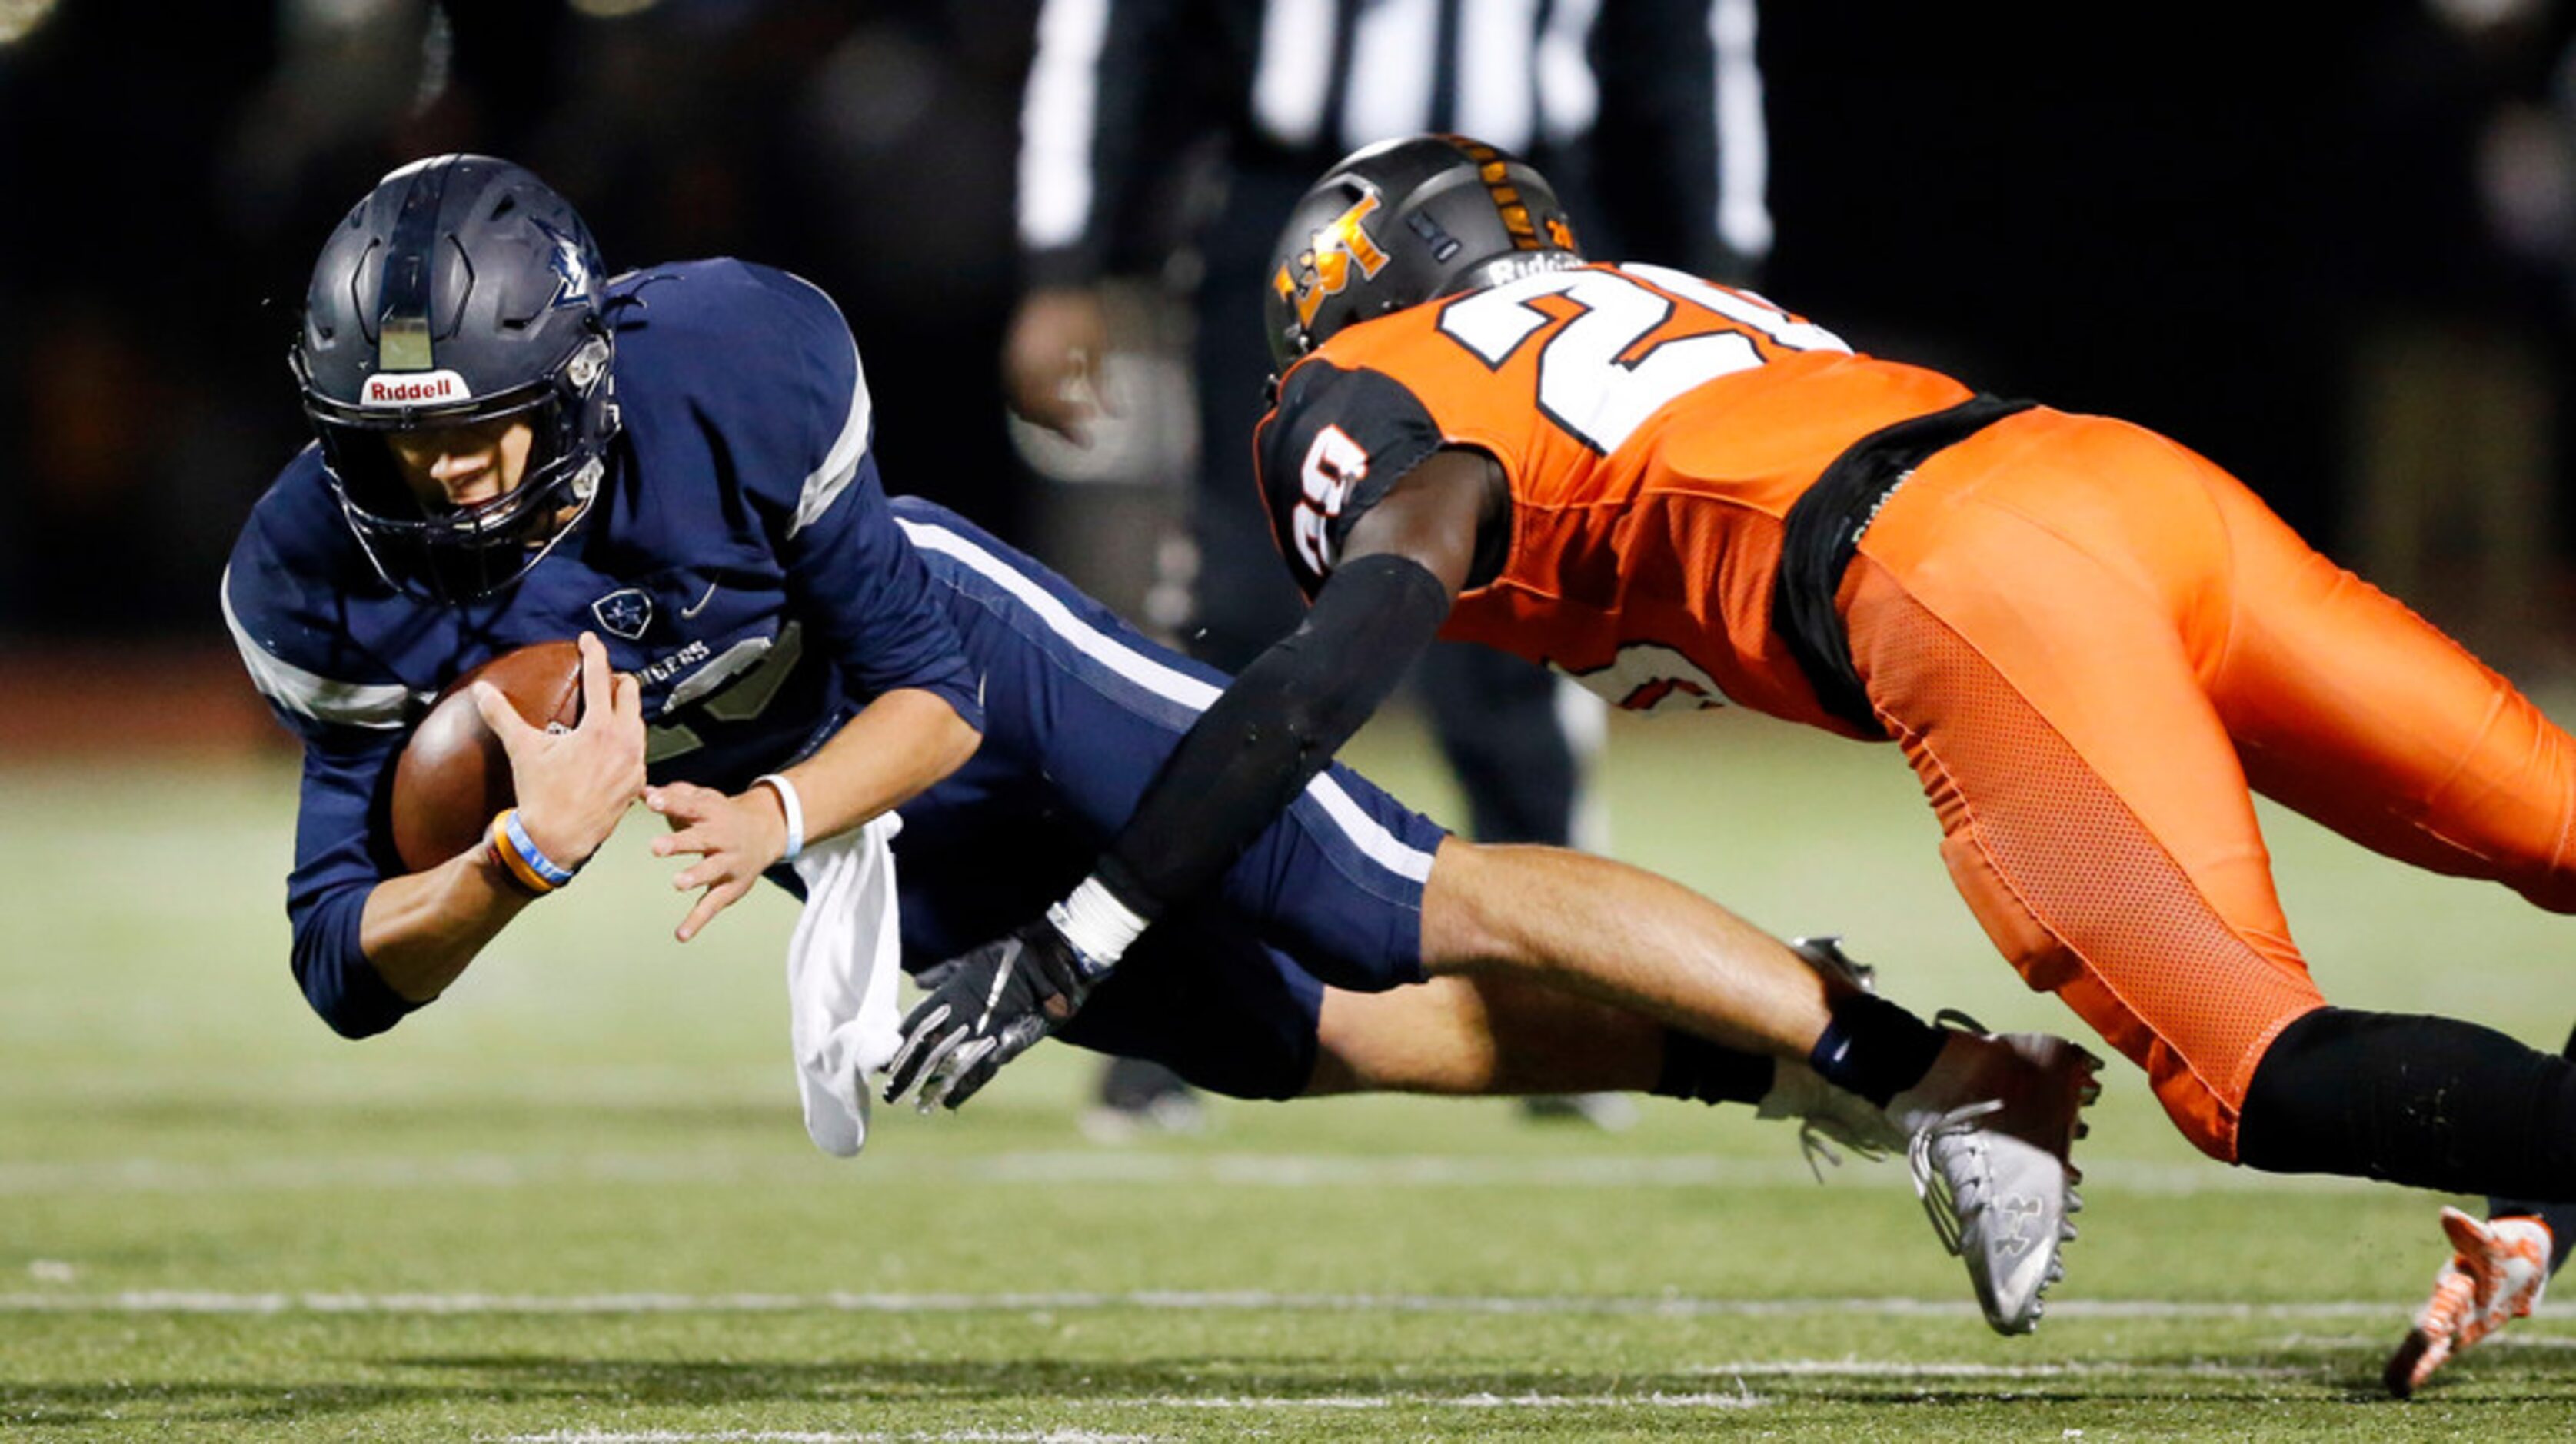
[[1017, 0, 1770, 286]]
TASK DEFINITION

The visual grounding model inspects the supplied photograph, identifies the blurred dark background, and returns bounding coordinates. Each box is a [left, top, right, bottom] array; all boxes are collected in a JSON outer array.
[[5, 0, 2575, 680]]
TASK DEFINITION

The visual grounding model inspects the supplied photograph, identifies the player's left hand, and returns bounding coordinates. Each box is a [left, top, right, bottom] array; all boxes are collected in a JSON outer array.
[[882, 919, 1100, 1110], [645, 779, 792, 942]]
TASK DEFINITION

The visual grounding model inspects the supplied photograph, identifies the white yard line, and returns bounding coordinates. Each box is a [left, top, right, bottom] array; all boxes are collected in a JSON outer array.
[[1130, 1391, 1766, 1408], [1692, 1359, 2311, 1379], [484, 1400, 1774, 1441], [0, 1150, 2375, 1196], [0, 1289, 2424, 1319], [488, 1371, 2358, 1437], [491, 1434, 1153, 1443]]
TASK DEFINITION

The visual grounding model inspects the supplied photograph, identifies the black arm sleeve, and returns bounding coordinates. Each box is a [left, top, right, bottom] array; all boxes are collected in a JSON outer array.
[[1099, 553, 1456, 912]]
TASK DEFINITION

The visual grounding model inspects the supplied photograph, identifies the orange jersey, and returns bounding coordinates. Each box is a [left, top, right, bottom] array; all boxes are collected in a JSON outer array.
[[1258, 260, 2576, 1161], [1253, 261, 1970, 732]]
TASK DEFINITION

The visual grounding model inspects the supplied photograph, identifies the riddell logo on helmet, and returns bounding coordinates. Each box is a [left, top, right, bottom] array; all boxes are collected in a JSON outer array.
[[361, 371, 474, 408]]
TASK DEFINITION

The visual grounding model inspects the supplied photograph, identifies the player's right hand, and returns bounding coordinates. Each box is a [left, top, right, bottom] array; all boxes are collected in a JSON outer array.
[[882, 918, 1101, 1110], [472, 631, 646, 872], [1001, 287, 1115, 444]]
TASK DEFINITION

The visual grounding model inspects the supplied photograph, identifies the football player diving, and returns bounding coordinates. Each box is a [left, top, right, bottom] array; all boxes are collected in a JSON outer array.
[[894, 133, 2576, 1368], [223, 155, 2095, 1336]]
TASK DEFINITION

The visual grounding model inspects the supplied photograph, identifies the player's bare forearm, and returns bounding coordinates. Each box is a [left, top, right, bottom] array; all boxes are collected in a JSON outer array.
[[770, 687, 980, 844], [645, 687, 979, 943], [357, 850, 539, 1002]]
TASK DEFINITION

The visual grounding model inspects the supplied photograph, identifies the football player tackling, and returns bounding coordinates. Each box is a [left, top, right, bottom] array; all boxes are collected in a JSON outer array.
[[226, 155, 2089, 1336], [899, 135, 2576, 1372]]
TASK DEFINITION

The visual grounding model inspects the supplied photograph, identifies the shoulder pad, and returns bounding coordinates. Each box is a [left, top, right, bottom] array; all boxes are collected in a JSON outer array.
[[222, 455, 424, 734]]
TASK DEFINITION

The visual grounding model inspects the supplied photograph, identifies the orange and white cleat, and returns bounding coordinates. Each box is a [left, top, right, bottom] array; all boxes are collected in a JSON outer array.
[[2384, 1206, 2553, 1398]]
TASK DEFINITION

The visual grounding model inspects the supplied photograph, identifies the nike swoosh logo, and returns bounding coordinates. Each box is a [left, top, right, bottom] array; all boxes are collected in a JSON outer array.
[[680, 581, 719, 619]]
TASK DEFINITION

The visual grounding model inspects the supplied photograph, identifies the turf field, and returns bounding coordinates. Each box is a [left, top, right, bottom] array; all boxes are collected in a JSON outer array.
[[6, 707, 2575, 1439]]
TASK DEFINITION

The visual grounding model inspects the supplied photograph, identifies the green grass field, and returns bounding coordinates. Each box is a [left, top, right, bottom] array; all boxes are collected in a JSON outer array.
[[7, 708, 2576, 1439]]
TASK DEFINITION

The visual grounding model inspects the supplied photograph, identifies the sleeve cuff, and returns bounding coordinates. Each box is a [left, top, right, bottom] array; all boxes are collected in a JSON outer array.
[[291, 887, 424, 1040]]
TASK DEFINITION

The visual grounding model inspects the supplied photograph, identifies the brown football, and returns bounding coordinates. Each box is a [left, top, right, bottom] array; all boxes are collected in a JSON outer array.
[[390, 641, 585, 873]]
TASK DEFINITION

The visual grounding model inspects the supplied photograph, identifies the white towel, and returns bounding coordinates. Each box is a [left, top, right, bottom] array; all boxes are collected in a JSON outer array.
[[784, 811, 907, 1157]]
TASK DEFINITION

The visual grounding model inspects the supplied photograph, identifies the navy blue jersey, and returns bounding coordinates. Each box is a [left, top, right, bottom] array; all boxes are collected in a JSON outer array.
[[225, 259, 983, 1037]]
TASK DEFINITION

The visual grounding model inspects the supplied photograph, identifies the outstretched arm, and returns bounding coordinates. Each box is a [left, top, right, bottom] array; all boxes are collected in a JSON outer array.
[[885, 448, 1508, 1106]]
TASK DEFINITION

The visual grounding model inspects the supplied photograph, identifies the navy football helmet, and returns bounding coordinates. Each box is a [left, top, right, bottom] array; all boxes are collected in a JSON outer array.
[[1263, 134, 1583, 373], [291, 155, 619, 601]]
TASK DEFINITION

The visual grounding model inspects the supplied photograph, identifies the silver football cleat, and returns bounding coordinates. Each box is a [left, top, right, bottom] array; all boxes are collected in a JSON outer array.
[[1888, 1012, 2101, 1335]]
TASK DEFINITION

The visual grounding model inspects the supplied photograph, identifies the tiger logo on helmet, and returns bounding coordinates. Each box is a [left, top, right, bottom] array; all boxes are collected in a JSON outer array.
[[1263, 135, 1583, 374]]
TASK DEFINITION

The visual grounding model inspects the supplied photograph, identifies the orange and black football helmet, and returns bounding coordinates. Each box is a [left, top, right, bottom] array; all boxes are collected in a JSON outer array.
[[1263, 134, 1583, 373]]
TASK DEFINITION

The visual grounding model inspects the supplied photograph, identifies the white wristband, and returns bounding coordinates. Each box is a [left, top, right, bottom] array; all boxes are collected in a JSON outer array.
[[1047, 873, 1152, 974], [754, 773, 805, 863]]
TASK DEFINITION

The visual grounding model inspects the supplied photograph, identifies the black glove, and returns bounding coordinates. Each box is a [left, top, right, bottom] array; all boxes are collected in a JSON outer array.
[[882, 917, 1106, 1110]]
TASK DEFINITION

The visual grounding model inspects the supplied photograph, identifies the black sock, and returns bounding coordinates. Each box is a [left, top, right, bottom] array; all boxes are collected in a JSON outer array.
[[2488, 1020, 2576, 1278], [2238, 1006, 2576, 1199], [1806, 993, 1948, 1108], [1651, 1029, 1775, 1106]]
